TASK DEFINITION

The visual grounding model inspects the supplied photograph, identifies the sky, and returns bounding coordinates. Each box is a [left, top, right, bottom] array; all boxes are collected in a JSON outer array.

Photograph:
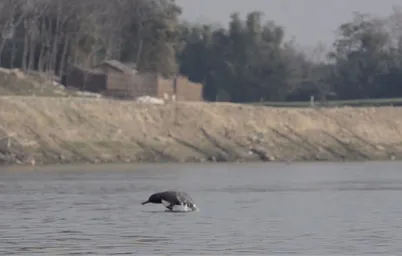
[[175, 0, 402, 49]]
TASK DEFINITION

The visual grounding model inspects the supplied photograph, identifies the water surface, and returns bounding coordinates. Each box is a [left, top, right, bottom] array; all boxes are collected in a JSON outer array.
[[1, 161, 402, 255]]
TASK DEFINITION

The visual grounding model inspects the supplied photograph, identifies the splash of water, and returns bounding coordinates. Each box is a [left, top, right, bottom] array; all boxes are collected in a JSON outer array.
[[167, 204, 199, 212]]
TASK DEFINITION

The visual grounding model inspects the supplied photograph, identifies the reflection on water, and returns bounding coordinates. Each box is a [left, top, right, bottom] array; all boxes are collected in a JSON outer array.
[[1, 161, 402, 255]]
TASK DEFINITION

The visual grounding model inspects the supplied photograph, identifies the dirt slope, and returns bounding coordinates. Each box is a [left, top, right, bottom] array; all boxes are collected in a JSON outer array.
[[0, 96, 401, 165]]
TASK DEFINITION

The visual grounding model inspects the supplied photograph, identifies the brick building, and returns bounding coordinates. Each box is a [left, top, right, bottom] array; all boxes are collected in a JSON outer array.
[[63, 60, 203, 101]]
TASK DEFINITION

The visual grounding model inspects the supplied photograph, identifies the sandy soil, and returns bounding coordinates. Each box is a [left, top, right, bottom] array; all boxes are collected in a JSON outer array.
[[0, 96, 401, 165]]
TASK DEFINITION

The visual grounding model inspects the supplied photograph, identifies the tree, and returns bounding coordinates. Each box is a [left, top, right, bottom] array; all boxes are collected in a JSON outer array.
[[2, 1, 402, 102], [329, 12, 391, 99]]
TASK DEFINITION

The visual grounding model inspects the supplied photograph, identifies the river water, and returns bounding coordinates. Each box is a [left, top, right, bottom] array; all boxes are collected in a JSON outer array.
[[1, 161, 402, 255]]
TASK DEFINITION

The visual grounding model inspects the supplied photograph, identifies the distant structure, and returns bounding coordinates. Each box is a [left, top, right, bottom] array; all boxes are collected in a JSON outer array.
[[62, 59, 203, 102]]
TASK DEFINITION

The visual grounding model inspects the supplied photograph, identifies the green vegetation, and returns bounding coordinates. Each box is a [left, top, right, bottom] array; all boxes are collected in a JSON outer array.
[[0, 1, 401, 103]]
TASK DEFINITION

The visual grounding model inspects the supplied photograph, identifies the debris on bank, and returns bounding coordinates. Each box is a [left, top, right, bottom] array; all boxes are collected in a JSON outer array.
[[248, 146, 275, 161], [135, 95, 165, 104]]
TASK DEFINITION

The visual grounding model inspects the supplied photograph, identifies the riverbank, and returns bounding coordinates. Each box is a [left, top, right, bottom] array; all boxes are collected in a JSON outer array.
[[0, 96, 401, 165]]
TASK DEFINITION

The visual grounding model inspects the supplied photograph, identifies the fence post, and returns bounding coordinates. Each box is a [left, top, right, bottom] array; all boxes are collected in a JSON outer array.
[[173, 94, 179, 125], [310, 95, 315, 108]]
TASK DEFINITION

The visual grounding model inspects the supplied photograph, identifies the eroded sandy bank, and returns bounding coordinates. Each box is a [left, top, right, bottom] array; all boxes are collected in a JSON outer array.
[[0, 96, 401, 165]]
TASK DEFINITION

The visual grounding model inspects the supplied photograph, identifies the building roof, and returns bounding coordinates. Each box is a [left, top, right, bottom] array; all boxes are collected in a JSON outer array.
[[71, 65, 105, 75], [99, 59, 137, 75]]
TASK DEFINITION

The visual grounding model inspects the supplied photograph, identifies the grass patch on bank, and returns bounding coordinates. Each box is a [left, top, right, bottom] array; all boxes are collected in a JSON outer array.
[[253, 98, 402, 108]]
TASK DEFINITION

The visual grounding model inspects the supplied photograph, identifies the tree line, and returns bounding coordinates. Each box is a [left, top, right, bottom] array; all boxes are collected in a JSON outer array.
[[1, 0, 402, 102]]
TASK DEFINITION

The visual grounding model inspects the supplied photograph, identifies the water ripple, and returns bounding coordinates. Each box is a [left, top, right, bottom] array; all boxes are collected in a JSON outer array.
[[2, 163, 402, 254]]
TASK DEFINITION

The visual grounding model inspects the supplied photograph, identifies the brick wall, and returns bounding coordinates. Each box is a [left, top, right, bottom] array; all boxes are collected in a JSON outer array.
[[102, 67, 158, 99], [130, 72, 158, 98], [156, 75, 203, 102], [105, 68, 129, 91], [175, 76, 203, 101], [156, 76, 175, 100]]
